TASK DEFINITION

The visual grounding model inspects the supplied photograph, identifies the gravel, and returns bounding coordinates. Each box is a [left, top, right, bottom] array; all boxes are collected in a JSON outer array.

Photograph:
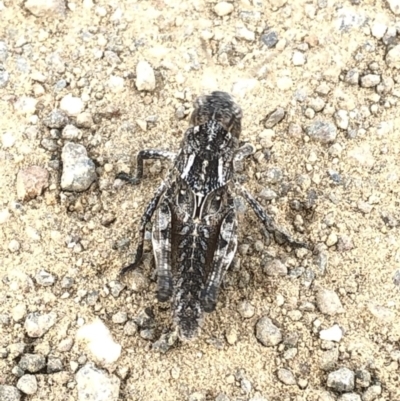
[[338, 394, 361, 401], [76, 364, 120, 401], [237, 300, 255, 318], [24, 0, 66, 17], [0, 69, 9, 89], [60, 95, 85, 117], [385, 44, 400, 68], [35, 270, 56, 286], [327, 367, 355, 392], [61, 142, 97, 192], [319, 348, 339, 371], [362, 384, 382, 401], [360, 74, 381, 88], [255, 316, 282, 346]]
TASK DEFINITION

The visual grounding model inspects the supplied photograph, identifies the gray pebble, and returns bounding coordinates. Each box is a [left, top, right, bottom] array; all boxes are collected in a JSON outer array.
[[302, 269, 315, 288], [112, 312, 128, 324], [58, 338, 74, 352], [135, 308, 155, 329], [316, 288, 344, 315], [262, 259, 287, 276], [261, 31, 279, 48], [40, 138, 58, 152], [139, 328, 156, 340], [62, 125, 82, 140], [0, 41, 8, 62], [8, 343, 25, 359], [249, 395, 268, 401], [255, 316, 282, 346], [259, 188, 278, 201], [334, 110, 349, 129], [386, 44, 400, 69], [16, 374, 37, 395], [25, 312, 57, 338], [60, 276, 74, 289], [109, 280, 125, 297], [0, 69, 10, 89], [362, 384, 381, 401], [123, 320, 138, 336], [24, 0, 66, 17], [393, 270, 400, 287], [175, 105, 186, 120], [318, 391, 336, 401], [360, 74, 381, 88], [338, 394, 361, 401], [76, 112, 94, 128], [19, 353, 46, 373], [47, 357, 63, 373], [319, 348, 339, 371], [35, 269, 55, 286], [12, 366, 24, 377], [0, 385, 21, 401], [306, 121, 337, 143], [344, 69, 359, 85], [61, 142, 97, 192], [327, 367, 355, 392], [277, 368, 296, 385], [43, 109, 69, 129], [76, 364, 120, 401], [130, 271, 149, 293], [86, 291, 99, 306], [264, 107, 285, 128], [308, 97, 326, 112], [152, 330, 178, 353], [188, 392, 206, 401], [237, 300, 255, 318], [215, 394, 230, 401]]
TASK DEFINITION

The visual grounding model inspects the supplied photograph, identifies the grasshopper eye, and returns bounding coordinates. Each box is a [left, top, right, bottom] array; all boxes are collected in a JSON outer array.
[[205, 193, 222, 215]]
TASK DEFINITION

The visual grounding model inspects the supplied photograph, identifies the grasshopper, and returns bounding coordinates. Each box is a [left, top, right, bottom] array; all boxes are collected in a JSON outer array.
[[117, 92, 308, 340]]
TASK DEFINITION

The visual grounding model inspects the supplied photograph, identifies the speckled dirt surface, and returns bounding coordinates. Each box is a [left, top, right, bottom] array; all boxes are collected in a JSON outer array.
[[1, 1, 400, 400]]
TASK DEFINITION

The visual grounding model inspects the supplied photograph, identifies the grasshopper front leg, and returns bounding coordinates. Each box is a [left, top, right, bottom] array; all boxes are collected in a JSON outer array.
[[117, 149, 177, 185]]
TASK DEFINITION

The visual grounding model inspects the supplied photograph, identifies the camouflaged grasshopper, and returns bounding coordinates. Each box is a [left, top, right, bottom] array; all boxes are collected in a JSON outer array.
[[117, 92, 308, 340]]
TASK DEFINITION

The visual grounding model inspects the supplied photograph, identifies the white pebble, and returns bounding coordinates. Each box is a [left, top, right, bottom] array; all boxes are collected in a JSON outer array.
[[60, 94, 84, 117], [135, 61, 156, 92], [319, 324, 343, 342], [2, 132, 16, 148], [214, 2, 234, 16], [76, 318, 121, 366], [292, 51, 306, 66], [108, 75, 125, 93]]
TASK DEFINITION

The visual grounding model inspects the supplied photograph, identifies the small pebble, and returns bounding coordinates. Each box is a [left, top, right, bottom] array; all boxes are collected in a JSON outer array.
[[47, 357, 63, 373], [316, 288, 344, 315], [214, 2, 234, 16], [112, 312, 128, 324], [264, 107, 285, 128], [62, 125, 82, 140], [25, 312, 57, 338], [61, 142, 97, 192], [16, 166, 49, 201], [24, 0, 66, 17], [277, 368, 296, 385], [60, 94, 85, 117], [306, 121, 337, 143], [136, 61, 156, 92], [18, 353, 46, 373], [292, 51, 306, 66], [188, 392, 206, 401], [237, 301, 255, 318], [387, 0, 400, 15], [16, 374, 37, 395], [338, 394, 361, 401], [35, 270, 55, 286], [360, 74, 381, 88], [43, 109, 69, 129], [386, 44, 400, 69], [326, 232, 338, 247], [76, 364, 120, 401], [0, 385, 21, 401], [255, 316, 282, 346], [327, 367, 355, 392], [319, 324, 343, 342], [8, 240, 20, 253], [261, 30, 278, 48], [362, 384, 381, 401], [58, 338, 74, 352], [262, 259, 287, 276]]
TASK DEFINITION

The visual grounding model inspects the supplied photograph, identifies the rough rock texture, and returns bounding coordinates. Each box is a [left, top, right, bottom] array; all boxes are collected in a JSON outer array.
[[16, 166, 49, 201]]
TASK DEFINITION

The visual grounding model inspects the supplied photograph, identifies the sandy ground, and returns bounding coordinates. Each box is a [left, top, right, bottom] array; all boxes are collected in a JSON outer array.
[[1, 0, 400, 400]]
